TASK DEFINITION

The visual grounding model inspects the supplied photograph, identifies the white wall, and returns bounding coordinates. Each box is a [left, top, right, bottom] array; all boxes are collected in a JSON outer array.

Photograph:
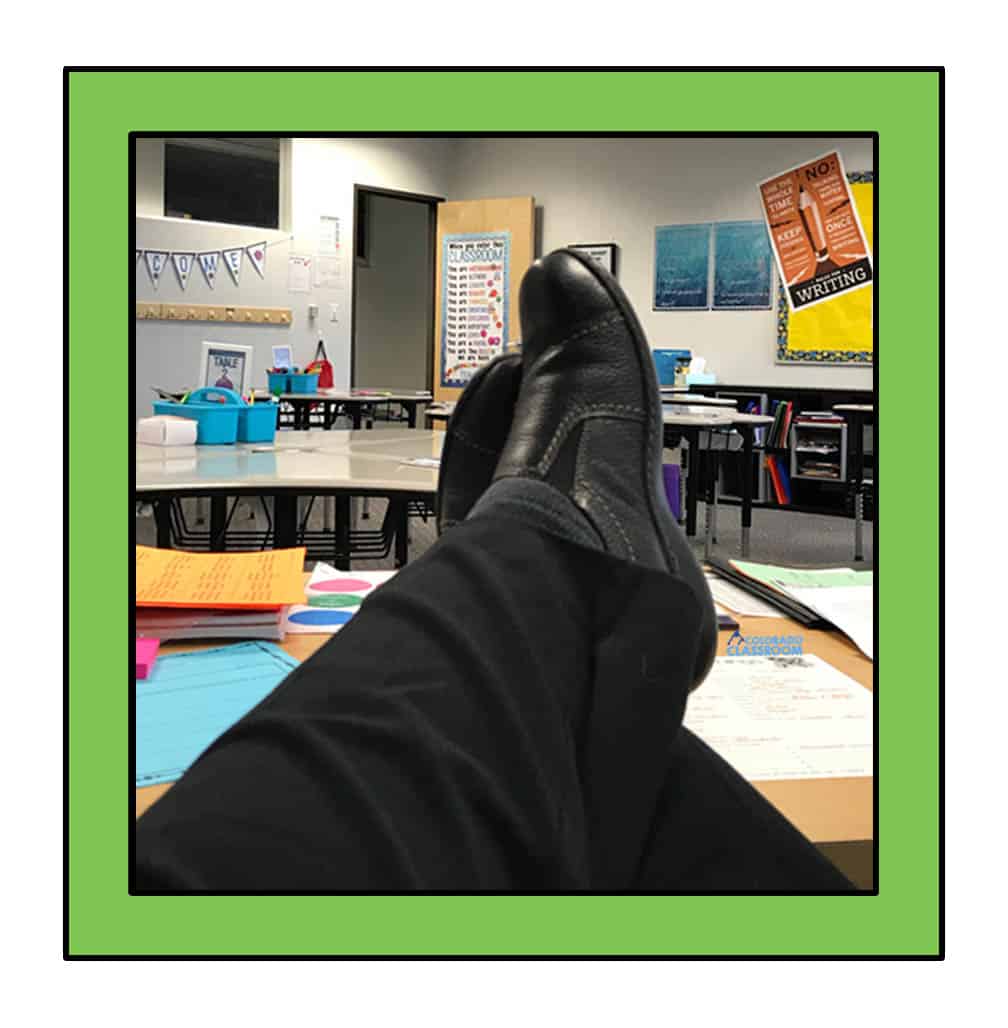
[[135, 138, 456, 412], [447, 137, 874, 388], [288, 138, 455, 388]]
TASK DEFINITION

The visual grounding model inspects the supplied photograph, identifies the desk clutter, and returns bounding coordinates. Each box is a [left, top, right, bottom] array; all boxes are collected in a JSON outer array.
[[135, 549, 401, 786], [151, 386, 278, 445], [706, 558, 873, 661]]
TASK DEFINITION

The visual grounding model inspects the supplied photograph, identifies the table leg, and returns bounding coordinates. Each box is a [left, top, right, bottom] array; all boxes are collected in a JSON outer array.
[[741, 425, 754, 558], [350, 403, 362, 430], [209, 496, 227, 552], [703, 443, 716, 561], [407, 402, 417, 429], [273, 494, 298, 548], [393, 500, 409, 567], [153, 499, 171, 548], [854, 488, 864, 562], [334, 495, 351, 570], [684, 428, 699, 537]]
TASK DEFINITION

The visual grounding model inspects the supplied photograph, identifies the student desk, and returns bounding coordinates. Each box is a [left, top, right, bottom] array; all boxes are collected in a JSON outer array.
[[136, 429, 442, 566], [662, 410, 735, 538], [134, 608, 874, 888], [279, 390, 433, 430]]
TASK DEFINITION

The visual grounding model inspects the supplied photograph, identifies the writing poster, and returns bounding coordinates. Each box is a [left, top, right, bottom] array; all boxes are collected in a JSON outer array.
[[654, 224, 711, 309], [440, 232, 510, 388], [287, 254, 312, 293], [759, 151, 873, 311], [713, 221, 773, 309]]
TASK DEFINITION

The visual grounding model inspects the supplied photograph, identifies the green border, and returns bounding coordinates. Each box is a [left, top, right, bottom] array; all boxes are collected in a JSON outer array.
[[777, 171, 875, 364], [69, 69, 941, 957]]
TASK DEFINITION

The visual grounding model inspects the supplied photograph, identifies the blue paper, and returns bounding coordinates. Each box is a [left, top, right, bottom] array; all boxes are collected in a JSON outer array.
[[135, 641, 299, 788], [713, 221, 773, 309], [654, 224, 711, 310]]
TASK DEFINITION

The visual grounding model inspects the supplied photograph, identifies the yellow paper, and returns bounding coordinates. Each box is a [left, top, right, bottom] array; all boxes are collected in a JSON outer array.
[[135, 546, 307, 609], [786, 182, 873, 355]]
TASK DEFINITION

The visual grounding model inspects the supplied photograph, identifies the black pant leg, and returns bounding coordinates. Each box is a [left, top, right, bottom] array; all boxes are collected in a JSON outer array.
[[135, 516, 703, 892], [631, 727, 854, 891]]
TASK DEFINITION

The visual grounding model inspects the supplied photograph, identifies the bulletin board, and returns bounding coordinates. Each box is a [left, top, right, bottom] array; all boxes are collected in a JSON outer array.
[[776, 174, 874, 364]]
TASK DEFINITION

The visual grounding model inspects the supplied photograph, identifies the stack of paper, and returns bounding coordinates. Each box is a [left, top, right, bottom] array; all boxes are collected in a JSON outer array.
[[135, 546, 306, 642]]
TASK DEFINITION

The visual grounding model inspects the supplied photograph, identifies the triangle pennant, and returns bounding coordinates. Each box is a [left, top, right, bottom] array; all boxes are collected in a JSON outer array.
[[172, 252, 196, 291], [198, 251, 220, 289], [136, 249, 142, 265], [246, 241, 267, 278], [144, 251, 169, 290], [222, 247, 243, 285]]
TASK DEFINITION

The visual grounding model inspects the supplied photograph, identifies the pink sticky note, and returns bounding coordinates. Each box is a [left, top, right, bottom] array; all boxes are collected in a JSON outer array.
[[135, 638, 160, 679]]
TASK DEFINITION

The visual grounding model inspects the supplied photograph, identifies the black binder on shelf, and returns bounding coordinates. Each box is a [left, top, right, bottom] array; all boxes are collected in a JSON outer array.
[[705, 557, 827, 626]]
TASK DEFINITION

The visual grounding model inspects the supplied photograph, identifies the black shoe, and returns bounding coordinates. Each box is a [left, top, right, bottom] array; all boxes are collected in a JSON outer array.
[[492, 248, 717, 685], [435, 353, 523, 534]]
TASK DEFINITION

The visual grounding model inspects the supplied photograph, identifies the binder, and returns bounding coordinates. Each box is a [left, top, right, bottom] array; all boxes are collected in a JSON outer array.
[[706, 557, 826, 626]]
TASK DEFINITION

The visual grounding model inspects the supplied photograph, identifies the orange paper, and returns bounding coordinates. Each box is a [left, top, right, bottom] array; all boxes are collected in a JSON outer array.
[[135, 546, 307, 609]]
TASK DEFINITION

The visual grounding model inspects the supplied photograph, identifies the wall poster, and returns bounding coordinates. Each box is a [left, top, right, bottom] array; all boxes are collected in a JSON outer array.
[[776, 172, 874, 365], [440, 232, 511, 388], [654, 224, 711, 310], [712, 221, 774, 309], [759, 151, 873, 312]]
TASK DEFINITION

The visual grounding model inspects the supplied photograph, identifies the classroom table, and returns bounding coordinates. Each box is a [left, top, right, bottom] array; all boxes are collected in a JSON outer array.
[[279, 390, 433, 430], [424, 402, 455, 425], [663, 394, 738, 409], [136, 429, 442, 567], [834, 404, 875, 561], [134, 604, 874, 888], [662, 410, 735, 538]]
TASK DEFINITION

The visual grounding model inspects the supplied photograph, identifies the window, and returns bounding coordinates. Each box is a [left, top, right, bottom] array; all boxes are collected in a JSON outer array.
[[163, 139, 280, 229]]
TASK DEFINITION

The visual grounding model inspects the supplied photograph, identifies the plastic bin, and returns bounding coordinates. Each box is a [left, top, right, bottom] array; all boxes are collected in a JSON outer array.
[[237, 402, 278, 443], [267, 372, 290, 394], [287, 372, 320, 394], [152, 386, 242, 445], [653, 349, 692, 387]]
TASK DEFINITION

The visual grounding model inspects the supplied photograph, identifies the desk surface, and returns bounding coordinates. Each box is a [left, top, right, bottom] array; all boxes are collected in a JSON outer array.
[[136, 429, 443, 494], [833, 404, 875, 414], [664, 394, 738, 407], [279, 390, 432, 402], [135, 605, 874, 881], [662, 410, 735, 427]]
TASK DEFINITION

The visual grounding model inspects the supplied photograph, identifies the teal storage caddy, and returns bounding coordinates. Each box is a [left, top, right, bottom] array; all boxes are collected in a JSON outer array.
[[652, 349, 692, 386], [287, 372, 320, 394], [238, 401, 278, 443], [267, 371, 290, 393], [152, 387, 277, 445]]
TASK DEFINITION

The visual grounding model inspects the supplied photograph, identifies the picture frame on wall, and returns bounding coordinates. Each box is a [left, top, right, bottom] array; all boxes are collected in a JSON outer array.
[[569, 243, 618, 277], [198, 342, 253, 394]]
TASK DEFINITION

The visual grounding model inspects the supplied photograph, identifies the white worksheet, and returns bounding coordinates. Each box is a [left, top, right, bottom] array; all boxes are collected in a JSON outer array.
[[788, 585, 874, 661], [683, 653, 873, 780]]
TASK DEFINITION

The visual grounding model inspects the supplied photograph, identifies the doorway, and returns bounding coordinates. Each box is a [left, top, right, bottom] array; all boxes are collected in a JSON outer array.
[[351, 185, 442, 390]]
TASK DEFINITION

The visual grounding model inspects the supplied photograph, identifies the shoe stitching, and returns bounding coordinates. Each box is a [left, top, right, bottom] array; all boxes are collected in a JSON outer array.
[[452, 427, 503, 459], [479, 491, 599, 547], [534, 404, 646, 475], [577, 477, 637, 562]]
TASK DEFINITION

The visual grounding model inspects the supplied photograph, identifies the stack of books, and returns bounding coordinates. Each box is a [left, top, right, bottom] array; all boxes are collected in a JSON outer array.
[[135, 546, 306, 644], [765, 399, 794, 449]]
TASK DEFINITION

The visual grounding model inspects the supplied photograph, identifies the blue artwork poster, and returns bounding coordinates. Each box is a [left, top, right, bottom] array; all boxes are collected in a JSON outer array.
[[713, 221, 774, 309], [654, 224, 711, 310], [441, 232, 511, 388]]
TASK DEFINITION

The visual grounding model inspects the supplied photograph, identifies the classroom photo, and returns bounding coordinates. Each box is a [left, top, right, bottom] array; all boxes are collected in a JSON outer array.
[[132, 132, 877, 894]]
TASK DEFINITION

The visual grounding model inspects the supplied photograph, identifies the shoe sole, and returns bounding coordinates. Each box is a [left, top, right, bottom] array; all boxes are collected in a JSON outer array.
[[435, 352, 523, 534]]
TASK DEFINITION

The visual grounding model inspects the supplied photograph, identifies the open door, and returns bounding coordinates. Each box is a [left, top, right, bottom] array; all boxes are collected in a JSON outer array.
[[433, 196, 535, 405]]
